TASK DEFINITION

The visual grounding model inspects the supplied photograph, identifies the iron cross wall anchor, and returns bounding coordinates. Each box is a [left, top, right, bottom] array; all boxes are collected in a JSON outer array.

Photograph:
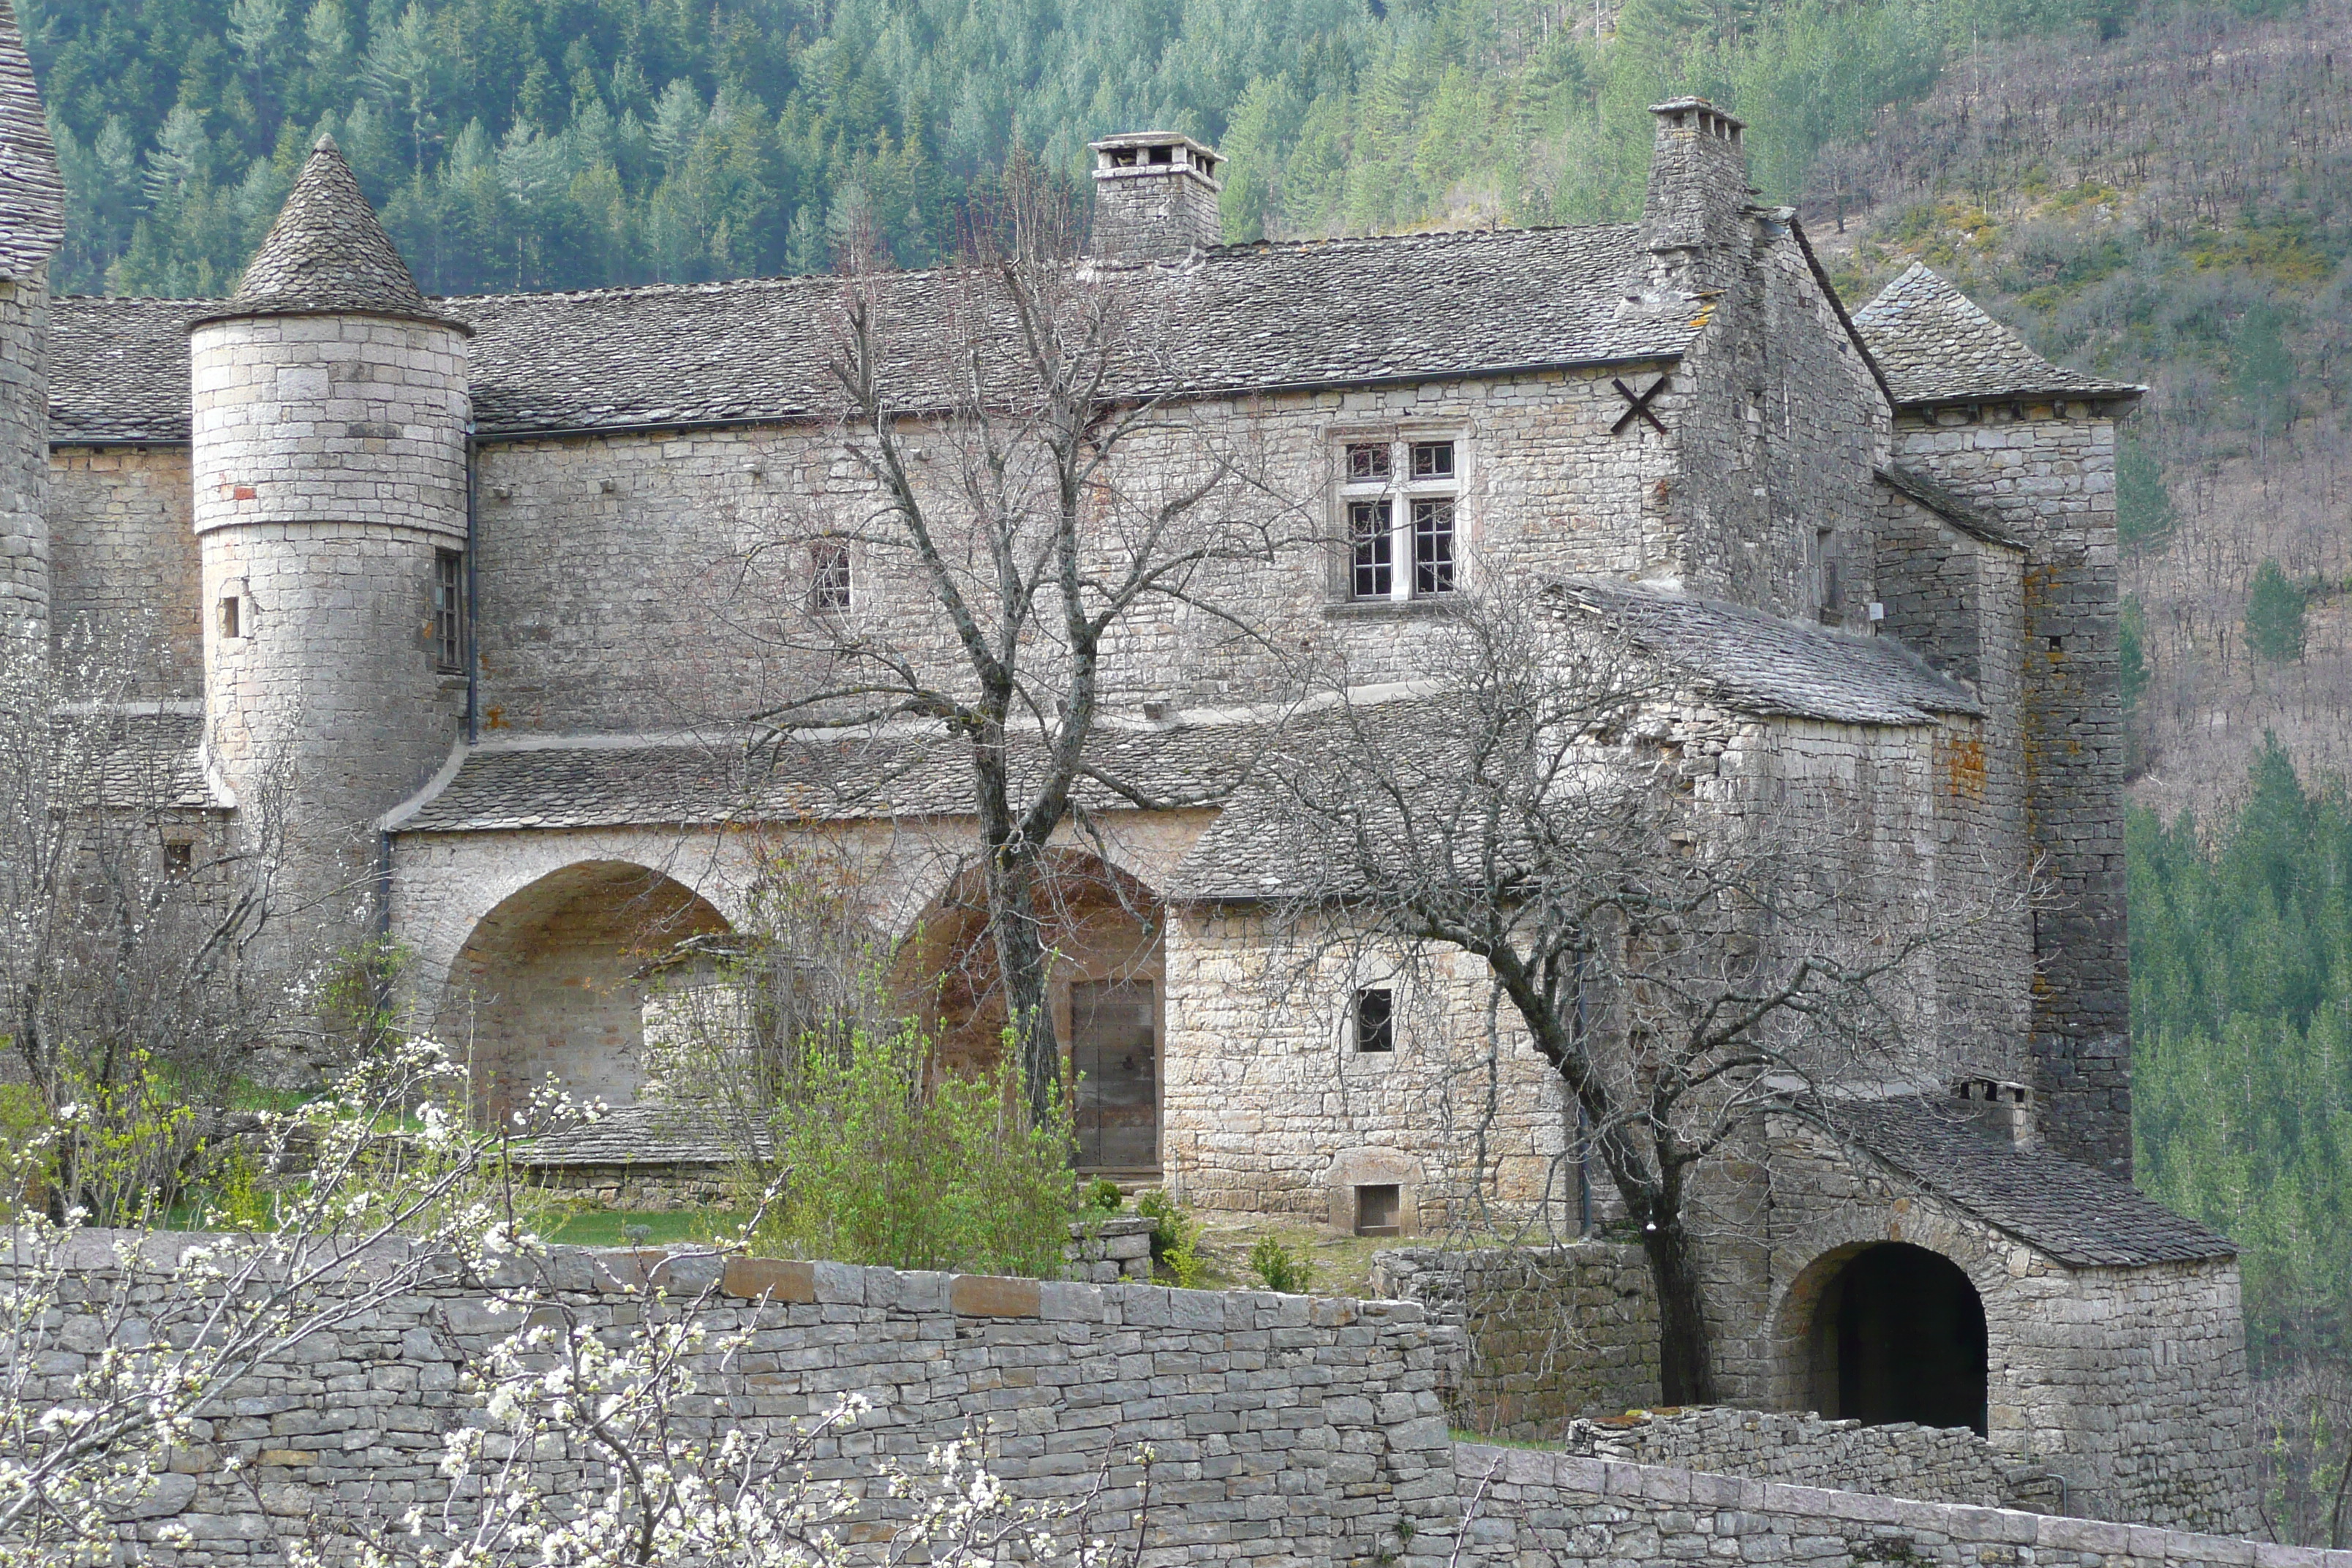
[[1610, 374, 1670, 435]]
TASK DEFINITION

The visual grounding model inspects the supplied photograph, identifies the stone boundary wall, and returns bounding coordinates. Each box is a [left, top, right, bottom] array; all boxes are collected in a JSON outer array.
[[29, 1235, 1456, 1566], [1425, 1444, 2352, 1568], [19, 1235, 2292, 1567], [1371, 1240, 1660, 1438], [1556, 1406, 2063, 1512]]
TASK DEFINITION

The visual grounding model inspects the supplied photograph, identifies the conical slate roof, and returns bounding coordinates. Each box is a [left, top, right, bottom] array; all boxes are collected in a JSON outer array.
[[1852, 263, 2139, 407], [0, 0, 64, 282], [216, 136, 450, 323]]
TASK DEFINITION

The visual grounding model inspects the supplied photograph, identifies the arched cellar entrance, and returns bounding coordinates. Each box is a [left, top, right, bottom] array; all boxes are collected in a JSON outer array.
[[896, 851, 1166, 1177], [444, 861, 731, 1123], [1807, 1243, 1989, 1435]]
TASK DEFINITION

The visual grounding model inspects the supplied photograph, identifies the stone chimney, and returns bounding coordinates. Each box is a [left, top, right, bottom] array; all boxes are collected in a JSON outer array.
[[1640, 97, 1749, 288], [1953, 1077, 2036, 1149], [1086, 132, 1222, 260]]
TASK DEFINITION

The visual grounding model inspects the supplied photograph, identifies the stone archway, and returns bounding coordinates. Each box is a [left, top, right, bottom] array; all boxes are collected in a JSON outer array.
[[894, 850, 1166, 1176], [442, 860, 731, 1122], [1803, 1242, 1989, 1435]]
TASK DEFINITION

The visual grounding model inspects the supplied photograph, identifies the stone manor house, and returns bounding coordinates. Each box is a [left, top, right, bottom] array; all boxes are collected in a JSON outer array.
[[0, 2, 2261, 1532]]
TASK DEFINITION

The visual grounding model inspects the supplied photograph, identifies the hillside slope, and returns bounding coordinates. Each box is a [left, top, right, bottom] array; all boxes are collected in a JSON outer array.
[[1802, 1, 2352, 823]]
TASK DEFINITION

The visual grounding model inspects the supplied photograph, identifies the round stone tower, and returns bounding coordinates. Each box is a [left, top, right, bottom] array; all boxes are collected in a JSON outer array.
[[190, 136, 471, 930], [0, 0, 65, 644]]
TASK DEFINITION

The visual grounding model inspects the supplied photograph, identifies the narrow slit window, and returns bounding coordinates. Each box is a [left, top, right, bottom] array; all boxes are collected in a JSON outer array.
[[1349, 500, 1392, 600], [433, 549, 465, 671], [1356, 1183, 1402, 1237], [162, 840, 193, 878], [813, 540, 853, 611], [218, 595, 240, 641], [1412, 498, 1455, 596], [1353, 987, 1395, 1053]]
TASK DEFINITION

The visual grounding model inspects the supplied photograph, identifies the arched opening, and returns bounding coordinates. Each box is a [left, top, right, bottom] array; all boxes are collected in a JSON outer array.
[[894, 851, 1166, 1176], [1807, 1243, 1989, 1435], [443, 861, 731, 1123]]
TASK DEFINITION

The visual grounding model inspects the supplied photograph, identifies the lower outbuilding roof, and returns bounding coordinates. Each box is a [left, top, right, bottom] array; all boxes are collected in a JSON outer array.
[[1826, 1095, 2236, 1267]]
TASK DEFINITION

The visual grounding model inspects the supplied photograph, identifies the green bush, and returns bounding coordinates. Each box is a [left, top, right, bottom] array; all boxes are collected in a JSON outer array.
[[1248, 1235, 1315, 1294], [1134, 1188, 1207, 1288], [752, 1019, 1077, 1279], [1083, 1177, 1124, 1213]]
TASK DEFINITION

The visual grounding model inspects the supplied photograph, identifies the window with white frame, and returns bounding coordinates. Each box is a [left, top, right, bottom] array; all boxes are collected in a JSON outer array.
[[812, 540, 853, 612], [1340, 437, 1460, 603]]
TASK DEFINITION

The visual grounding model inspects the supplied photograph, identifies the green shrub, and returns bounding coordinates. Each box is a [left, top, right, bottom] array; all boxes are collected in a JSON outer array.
[[1083, 1177, 1124, 1213], [1248, 1235, 1314, 1294], [751, 1019, 1077, 1278], [1134, 1188, 1207, 1288]]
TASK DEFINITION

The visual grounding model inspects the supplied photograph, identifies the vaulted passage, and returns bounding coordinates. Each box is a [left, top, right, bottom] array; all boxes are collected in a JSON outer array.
[[444, 862, 731, 1123], [897, 851, 1165, 1177], [1809, 1243, 1989, 1435]]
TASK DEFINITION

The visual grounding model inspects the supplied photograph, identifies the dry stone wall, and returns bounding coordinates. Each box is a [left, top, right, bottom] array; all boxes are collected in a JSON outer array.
[[1371, 1241, 1662, 1439], [1551, 1406, 2055, 1512], [1429, 1444, 2350, 1568], [30, 1235, 1458, 1567], [15, 1235, 2299, 1568]]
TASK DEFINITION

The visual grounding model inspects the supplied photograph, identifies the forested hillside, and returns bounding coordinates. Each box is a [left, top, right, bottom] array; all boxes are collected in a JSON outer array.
[[1795, 0, 2352, 824], [30, 0, 2129, 298]]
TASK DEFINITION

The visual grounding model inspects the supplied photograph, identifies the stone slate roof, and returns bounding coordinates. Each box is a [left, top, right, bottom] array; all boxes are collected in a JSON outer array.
[[1875, 464, 2023, 549], [390, 722, 1262, 834], [1852, 264, 2141, 407], [209, 137, 449, 325], [1551, 580, 1984, 725], [1831, 1095, 2235, 1267], [511, 1104, 745, 1169], [50, 224, 1699, 443], [64, 709, 224, 811], [48, 298, 209, 444], [0, 0, 61, 282]]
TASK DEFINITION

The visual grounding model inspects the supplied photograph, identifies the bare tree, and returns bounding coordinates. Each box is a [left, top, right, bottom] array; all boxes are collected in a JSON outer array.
[[752, 169, 1298, 1123], [0, 627, 312, 1223], [1258, 588, 2009, 1403]]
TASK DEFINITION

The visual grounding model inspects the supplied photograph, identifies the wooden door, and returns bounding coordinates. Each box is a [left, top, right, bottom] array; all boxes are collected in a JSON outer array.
[[1071, 979, 1158, 1171]]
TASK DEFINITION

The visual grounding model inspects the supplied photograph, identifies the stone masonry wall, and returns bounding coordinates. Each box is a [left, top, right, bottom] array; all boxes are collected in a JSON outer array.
[[28, 1234, 1458, 1567], [13, 1235, 2308, 1568], [1428, 1444, 2351, 1568], [48, 445, 203, 696], [0, 265, 46, 638], [1371, 1241, 1662, 1439], [1890, 403, 2131, 1175], [1553, 1406, 2054, 1512], [1695, 1111, 2255, 1537]]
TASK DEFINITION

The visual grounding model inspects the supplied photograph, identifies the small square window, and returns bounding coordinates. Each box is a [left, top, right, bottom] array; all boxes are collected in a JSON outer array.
[[162, 840, 193, 878], [1349, 500, 1392, 600], [1353, 987, 1395, 1053], [1356, 1183, 1401, 1237], [1346, 442, 1392, 483], [218, 595, 240, 641], [1411, 440, 1455, 480], [813, 540, 853, 611]]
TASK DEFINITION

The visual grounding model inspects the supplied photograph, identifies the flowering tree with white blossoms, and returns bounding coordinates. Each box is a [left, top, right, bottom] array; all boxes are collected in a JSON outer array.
[[0, 1034, 1155, 1568]]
